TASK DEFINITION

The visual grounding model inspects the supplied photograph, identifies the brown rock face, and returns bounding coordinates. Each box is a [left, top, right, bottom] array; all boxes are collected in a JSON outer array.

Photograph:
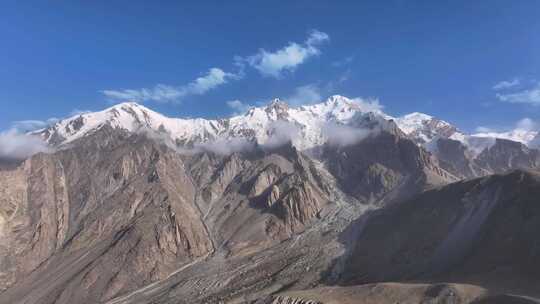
[[323, 130, 456, 204], [434, 138, 540, 179], [474, 139, 540, 173], [0, 127, 214, 303], [435, 138, 488, 178]]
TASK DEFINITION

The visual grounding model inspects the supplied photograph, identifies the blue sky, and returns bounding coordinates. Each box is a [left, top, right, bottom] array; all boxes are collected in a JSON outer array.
[[1, 1, 540, 133]]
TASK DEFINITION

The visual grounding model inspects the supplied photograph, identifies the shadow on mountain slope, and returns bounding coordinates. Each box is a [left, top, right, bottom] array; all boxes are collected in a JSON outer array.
[[321, 169, 540, 300]]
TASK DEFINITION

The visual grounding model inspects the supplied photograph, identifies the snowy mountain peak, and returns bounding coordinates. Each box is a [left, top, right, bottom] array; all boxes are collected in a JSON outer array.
[[323, 95, 364, 111], [325, 95, 354, 105], [267, 98, 288, 108], [394, 111, 462, 145], [264, 98, 290, 119], [34, 95, 539, 156], [37, 95, 399, 151]]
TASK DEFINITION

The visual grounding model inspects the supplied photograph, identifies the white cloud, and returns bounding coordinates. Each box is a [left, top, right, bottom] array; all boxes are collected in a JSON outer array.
[[496, 82, 540, 105], [323, 123, 376, 147], [245, 30, 330, 78], [351, 97, 385, 113], [473, 118, 538, 141], [102, 68, 239, 103], [493, 78, 520, 90], [101, 30, 330, 103], [331, 55, 354, 67], [226, 99, 252, 115], [195, 138, 255, 155], [286, 84, 322, 106], [305, 29, 330, 45], [138, 128, 255, 156], [189, 68, 239, 94], [516, 117, 537, 131], [0, 129, 52, 160], [261, 121, 301, 150]]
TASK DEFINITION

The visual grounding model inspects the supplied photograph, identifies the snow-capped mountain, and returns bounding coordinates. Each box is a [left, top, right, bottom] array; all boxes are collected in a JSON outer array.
[[35, 95, 539, 156], [36, 95, 394, 151], [394, 112, 540, 155], [472, 129, 538, 145], [394, 112, 465, 144]]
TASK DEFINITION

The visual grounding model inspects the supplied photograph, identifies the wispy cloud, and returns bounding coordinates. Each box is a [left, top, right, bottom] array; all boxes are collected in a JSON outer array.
[[323, 123, 376, 147], [516, 117, 537, 131], [195, 138, 255, 155], [331, 55, 354, 67], [285, 84, 322, 106], [12, 118, 59, 132], [475, 117, 538, 134], [261, 121, 300, 150], [493, 78, 520, 90], [101, 30, 330, 105], [226, 99, 252, 115], [102, 68, 240, 103], [243, 30, 330, 78], [496, 81, 540, 105], [351, 97, 385, 113], [0, 129, 52, 160]]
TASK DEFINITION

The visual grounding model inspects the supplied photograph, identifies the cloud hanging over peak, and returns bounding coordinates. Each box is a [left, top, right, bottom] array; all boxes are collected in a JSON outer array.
[[243, 30, 330, 78], [0, 129, 52, 161], [102, 68, 240, 103]]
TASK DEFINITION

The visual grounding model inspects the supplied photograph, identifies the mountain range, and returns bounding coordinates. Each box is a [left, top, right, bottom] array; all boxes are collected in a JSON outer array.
[[1, 96, 540, 303]]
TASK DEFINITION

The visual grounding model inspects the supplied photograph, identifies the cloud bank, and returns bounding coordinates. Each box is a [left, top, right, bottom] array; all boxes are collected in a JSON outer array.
[[102, 68, 239, 103], [140, 121, 300, 155], [244, 30, 329, 78]]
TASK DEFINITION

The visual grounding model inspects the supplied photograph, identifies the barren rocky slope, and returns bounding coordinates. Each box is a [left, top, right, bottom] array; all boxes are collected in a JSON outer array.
[[329, 169, 540, 300], [254, 170, 540, 304]]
